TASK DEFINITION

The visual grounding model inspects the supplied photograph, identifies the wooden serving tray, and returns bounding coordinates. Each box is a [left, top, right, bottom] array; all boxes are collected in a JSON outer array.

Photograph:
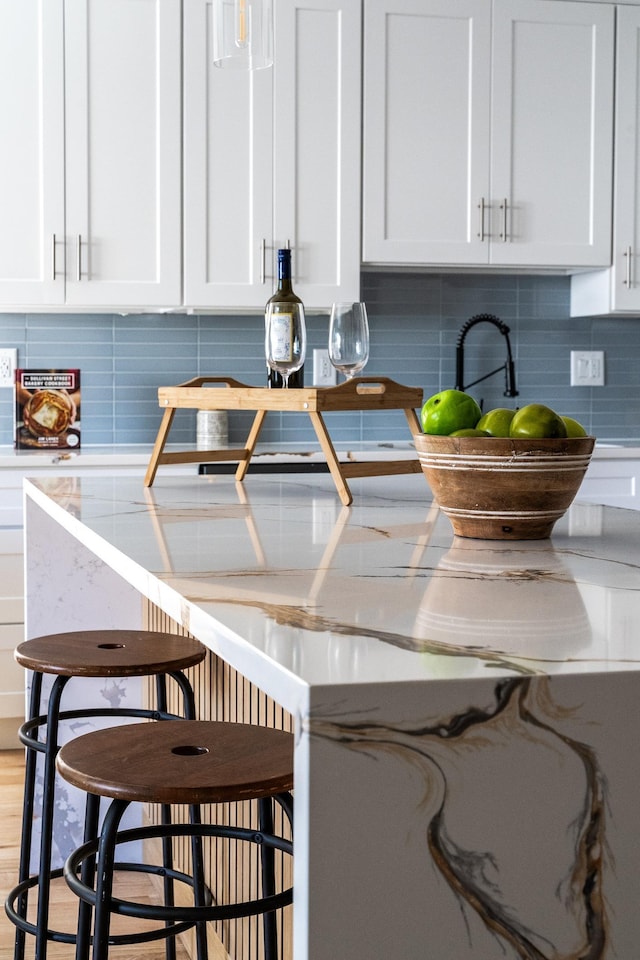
[[145, 376, 424, 505]]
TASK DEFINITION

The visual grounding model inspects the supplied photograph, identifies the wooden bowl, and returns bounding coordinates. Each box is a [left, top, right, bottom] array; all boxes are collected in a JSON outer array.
[[414, 433, 595, 540]]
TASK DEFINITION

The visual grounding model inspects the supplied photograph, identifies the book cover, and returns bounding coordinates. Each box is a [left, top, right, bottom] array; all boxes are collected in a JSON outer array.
[[14, 369, 81, 450]]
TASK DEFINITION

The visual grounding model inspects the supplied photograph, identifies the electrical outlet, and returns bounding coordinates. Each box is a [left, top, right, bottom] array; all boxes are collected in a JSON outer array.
[[0, 348, 17, 389], [570, 350, 605, 387], [313, 349, 337, 387]]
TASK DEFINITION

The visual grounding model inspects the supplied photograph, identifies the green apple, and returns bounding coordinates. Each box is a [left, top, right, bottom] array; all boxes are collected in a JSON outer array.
[[509, 404, 568, 439], [450, 428, 491, 437], [476, 407, 516, 437], [420, 389, 482, 436], [561, 415, 587, 438]]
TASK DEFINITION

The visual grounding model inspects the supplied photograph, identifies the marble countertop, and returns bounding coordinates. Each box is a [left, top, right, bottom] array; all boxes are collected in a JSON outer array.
[[22, 470, 640, 704]]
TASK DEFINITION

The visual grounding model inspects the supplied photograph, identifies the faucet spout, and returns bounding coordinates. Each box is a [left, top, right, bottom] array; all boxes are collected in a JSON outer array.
[[455, 313, 519, 398]]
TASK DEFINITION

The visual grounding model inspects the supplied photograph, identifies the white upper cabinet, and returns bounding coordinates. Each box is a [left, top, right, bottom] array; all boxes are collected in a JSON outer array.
[[571, 5, 640, 316], [0, 0, 181, 309], [64, 0, 182, 307], [363, 0, 615, 270], [183, 0, 273, 308], [272, 0, 362, 307], [363, 0, 492, 266], [491, 0, 613, 268], [0, 0, 65, 305], [184, 0, 361, 310]]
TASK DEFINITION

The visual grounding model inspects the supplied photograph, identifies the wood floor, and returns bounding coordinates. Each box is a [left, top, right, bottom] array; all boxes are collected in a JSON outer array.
[[0, 749, 192, 960]]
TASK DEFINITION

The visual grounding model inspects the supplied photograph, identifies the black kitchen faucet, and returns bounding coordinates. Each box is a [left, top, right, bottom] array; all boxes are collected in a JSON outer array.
[[454, 313, 519, 399]]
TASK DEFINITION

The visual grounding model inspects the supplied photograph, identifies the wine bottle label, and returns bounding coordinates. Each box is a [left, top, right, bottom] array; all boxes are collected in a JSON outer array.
[[268, 313, 293, 362]]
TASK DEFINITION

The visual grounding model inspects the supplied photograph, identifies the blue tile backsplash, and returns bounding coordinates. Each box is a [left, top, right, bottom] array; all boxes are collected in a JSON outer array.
[[1, 271, 639, 446]]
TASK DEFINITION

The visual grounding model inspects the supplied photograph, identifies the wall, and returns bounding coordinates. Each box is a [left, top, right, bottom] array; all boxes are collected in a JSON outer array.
[[1, 272, 639, 447]]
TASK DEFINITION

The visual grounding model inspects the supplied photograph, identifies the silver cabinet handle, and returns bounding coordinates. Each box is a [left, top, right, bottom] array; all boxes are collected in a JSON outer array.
[[51, 234, 57, 280], [76, 234, 82, 282], [477, 198, 486, 241], [624, 245, 632, 287], [499, 199, 508, 241], [260, 238, 266, 284]]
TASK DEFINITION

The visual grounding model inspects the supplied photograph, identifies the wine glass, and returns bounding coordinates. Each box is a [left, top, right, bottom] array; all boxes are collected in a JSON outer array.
[[265, 302, 306, 388], [328, 302, 370, 380]]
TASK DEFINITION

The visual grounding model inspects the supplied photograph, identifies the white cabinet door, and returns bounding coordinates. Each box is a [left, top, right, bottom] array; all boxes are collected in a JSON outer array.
[[363, 0, 614, 271], [578, 456, 640, 510], [362, 0, 491, 266], [610, 2, 640, 301], [184, 0, 361, 310], [64, 0, 182, 307], [572, 5, 640, 315], [274, 0, 362, 306], [0, 0, 65, 305], [490, 0, 614, 268], [183, 0, 273, 309]]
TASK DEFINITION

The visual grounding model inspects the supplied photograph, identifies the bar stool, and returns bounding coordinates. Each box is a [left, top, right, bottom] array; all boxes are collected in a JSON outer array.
[[57, 719, 294, 960], [5, 629, 207, 960]]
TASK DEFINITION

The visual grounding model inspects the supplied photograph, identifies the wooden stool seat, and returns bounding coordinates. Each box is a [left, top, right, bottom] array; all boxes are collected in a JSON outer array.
[[15, 629, 206, 677], [57, 719, 294, 805]]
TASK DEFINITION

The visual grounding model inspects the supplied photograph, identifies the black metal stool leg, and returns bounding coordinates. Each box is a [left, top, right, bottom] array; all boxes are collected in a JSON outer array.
[[259, 797, 277, 960], [74, 791, 101, 960], [91, 798, 130, 960], [13, 670, 43, 960], [169, 670, 197, 720], [35, 674, 71, 960], [156, 675, 177, 960], [167, 668, 203, 960], [189, 803, 209, 960], [167, 664, 208, 960]]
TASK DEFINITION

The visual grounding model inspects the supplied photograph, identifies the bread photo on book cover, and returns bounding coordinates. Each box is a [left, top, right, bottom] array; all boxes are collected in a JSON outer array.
[[24, 389, 74, 436]]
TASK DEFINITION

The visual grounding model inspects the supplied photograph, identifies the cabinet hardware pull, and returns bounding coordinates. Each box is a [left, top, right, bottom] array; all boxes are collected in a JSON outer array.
[[624, 245, 632, 288], [76, 234, 82, 282], [51, 234, 57, 280], [260, 238, 266, 284], [500, 199, 508, 241], [477, 198, 486, 241]]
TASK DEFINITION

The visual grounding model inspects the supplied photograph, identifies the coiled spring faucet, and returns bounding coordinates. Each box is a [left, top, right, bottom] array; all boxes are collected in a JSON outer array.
[[455, 313, 519, 398]]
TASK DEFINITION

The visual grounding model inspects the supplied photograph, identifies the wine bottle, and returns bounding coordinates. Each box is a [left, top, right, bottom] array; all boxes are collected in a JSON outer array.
[[265, 248, 305, 388]]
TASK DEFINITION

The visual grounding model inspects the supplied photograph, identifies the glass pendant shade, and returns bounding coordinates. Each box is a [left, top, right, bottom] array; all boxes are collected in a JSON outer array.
[[213, 0, 274, 70]]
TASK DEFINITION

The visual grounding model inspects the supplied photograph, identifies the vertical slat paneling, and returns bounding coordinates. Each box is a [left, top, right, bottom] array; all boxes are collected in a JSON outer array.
[[142, 600, 293, 960]]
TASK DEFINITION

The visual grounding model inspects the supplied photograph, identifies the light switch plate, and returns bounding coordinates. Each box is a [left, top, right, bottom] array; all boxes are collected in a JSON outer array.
[[570, 350, 605, 387]]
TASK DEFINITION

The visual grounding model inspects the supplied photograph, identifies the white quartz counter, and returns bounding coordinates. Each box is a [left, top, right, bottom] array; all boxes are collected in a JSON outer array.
[[21, 471, 640, 686], [22, 471, 640, 959]]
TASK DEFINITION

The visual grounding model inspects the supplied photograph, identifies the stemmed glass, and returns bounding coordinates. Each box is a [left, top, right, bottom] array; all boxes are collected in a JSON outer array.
[[328, 302, 370, 380], [265, 302, 306, 388]]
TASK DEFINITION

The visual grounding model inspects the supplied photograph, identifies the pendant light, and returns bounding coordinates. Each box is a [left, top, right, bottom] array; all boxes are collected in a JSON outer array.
[[213, 0, 274, 70]]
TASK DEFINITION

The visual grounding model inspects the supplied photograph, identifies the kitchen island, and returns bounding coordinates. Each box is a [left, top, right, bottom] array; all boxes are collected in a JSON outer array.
[[23, 470, 640, 960]]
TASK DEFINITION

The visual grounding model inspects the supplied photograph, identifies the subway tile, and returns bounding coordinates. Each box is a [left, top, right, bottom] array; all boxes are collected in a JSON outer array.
[[1, 272, 640, 447]]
